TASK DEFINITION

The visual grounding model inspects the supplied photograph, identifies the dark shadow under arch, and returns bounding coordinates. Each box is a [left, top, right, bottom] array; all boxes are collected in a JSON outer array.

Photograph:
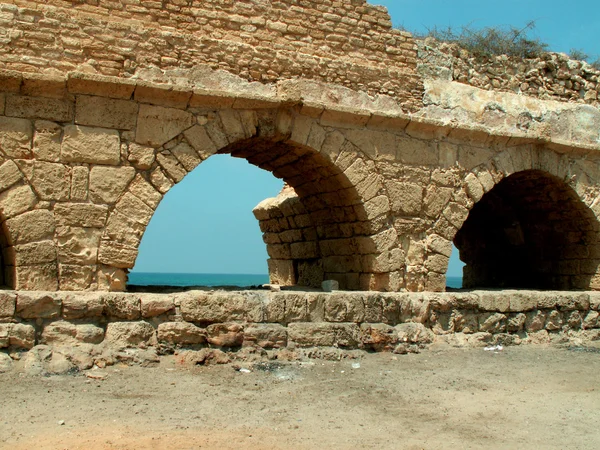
[[454, 170, 600, 290]]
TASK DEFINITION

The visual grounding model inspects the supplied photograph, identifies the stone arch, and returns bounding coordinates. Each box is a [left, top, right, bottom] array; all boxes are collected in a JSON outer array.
[[454, 169, 600, 290], [107, 108, 397, 291]]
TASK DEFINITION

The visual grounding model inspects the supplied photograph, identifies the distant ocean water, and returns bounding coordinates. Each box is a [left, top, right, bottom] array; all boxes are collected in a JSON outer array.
[[128, 272, 269, 288], [128, 272, 464, 289]]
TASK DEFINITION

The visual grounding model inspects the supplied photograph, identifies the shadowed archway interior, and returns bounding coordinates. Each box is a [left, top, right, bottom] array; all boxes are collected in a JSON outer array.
[[454, 170, 600, 290]]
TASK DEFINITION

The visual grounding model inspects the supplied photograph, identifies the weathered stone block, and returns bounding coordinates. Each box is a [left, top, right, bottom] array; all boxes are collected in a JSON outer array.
[[180, 292, 249, 323], [13, 264, 58, 291], [0, 292, 16, 318], [478, 291, 511, 312], [97, 241, 138, 269], [171, 142, 201, 172], [70, 166, 89, 201], [61, 125, 121, 165], [89, 166, 136, 204], [104, 321, 155, 347], [114, 192, 154, 225], [103, 293, 141, 320], [243, 324, 287, 348], [0, 116, 33, 159], [267, 259, 296, 286], [23, 161, 70, 201], [141, 295, 175, 318], [545, 310, 563, 331], [56, 227, 100, 265], [583, 311, 599, 329], [158, 322, 206, 345], [135, 104, 194, 147], [452, 310, 479, 334], [3, 209, 55, 244], [288, 322, 360, 348], [11, 240, 57, 266], [387, 181, 423, 215], [0, 160, 24, 191], [62, 293, 104, 319], [0, 184, 37, 219], [33, 120, 62, 162], [6, 95, 73, 122], [127, 143, 156, 170], [206, 322, 244, 347], [9, 323, 36, 349], [96, 265, 127, 292], [16, 293, 61, 319], [54, 203, 108, 228], [75, 95, 138, 130], [478, 312, 507, 333], [396, 322, 434, 344], [324, 292, 365, 322], [41, 321, 104, 345], [508, 291, 539, 312], [184, 125, 217, 158], [58, 264, 95, 290], [525, 310, 547, 332], [360, 323, 399, 350], [67, 72, 136, 99], [0, 324, 9, 348]]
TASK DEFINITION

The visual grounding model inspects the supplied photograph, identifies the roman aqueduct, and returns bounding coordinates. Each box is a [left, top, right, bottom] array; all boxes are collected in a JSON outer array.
[[1, 0, 600, 294]]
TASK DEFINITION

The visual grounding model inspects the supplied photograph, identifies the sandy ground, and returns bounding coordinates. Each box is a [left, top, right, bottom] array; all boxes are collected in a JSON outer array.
[[2, 344, 600, 449]]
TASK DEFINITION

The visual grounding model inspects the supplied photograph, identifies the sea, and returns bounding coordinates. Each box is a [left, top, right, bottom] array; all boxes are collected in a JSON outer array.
[[128, 272, 464, 289]]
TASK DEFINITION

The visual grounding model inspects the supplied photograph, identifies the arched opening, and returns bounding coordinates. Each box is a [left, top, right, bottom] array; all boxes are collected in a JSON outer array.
[[128, 154, 283, 288], [454, 170, 600, 290], [445, 244, 465, 289], [127, 133, 376, 291]]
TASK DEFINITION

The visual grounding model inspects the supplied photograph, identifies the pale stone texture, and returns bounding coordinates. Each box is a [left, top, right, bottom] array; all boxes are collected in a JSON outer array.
[[0, 185, 37, 219], [61, 125, 121, 165], [70, 166, 89, 200], [104, 322, 155, 347], [75, 95, 138, 130], [13, 264, 59, 291], [0, 116, 32, 159], [56, 226, 101, 265], [54, 203, 108, 228], [0, 160, 24, 192], [157, 322, 206, 345], [16, 293, 61, 319], [6, 95, 73, 122], [89, 166, 135, 204], [127, 143, 155, 169], [42, 321, 104, 345], [135, 104, 194, 147], [20, 161, 70, 201], [32, 120, 61, 162], [59, 264, 95, 290]]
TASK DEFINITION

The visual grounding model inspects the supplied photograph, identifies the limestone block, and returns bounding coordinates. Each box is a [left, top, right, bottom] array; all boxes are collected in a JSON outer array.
[[96, 265, 127, 292], [0, 116, 32, 159], [424, 254, 449, 274], [218, 110, 247, 143], [89, 166, 135, 204], [42, 321, 104, 345], [9, 323, 36, 349], [204, 118, 229, 150], [6, 95, 73, 122], [104, 211, 145, 247], [158, 322, 206, 345], [75, 95, 138, 130], [134, 82, 192, 109], [104, 321, 155, 348], [364, 195, 390, 220], [23, 161, 70, 201], [62, 293, 104, 319], [33, 120, 61, 162], [150, 167, 173, 193], [243, 324, 287, 348], [396, 322, 434, 344], [508, 291, 539, 312], [21, 73, 66, 99], [181, 292, 258, 323], [56, 227, 100, 265], [324, 293, 365, 322], [171, 142, 202, 172], [0, 324, 9, 348], [478, 312, 507, 333], [206, 322, 244, 347], [115, 192, 154, 225], [290, 242, 318, 259], [477, 291, 510, 312], [13, 264, 58, 291], [156, 152, 187, 183], [464, 172, 485, 202], [70, 166, 89, 201], [506, 313, 527, 332], [67, 72, 136, 99], [267, 259, 296, 286], [396, 136, 438, 166], [54, 203, 108, 228], [452, 311, 479, 334], [442, 202, 470, 229], [0, 292, 16, 318], [97, 241, 138, 269], [583, 311, 599, 329], [545, 310, 563, 331], [61, 125, 121, 165], [128, 175, 162, 209], [184, 125, 218, 159], [554, 293, 590, 311], [387, 181, 423, 216], [0, 160, 24, 192], [127, 143, 155, 169], [423, 186, 453, 218], [103, 293, 141, 320], [525, 310, 547, 332], [426, 234, 452, 258], [3, 209, 55, 244], [11, 240, 56, 266], [360, 323, 399, 351], [16, 293, 61, 319], [288, 322, 360, 348], [141, 295, 175, 318], [135, 104, 194, 147]]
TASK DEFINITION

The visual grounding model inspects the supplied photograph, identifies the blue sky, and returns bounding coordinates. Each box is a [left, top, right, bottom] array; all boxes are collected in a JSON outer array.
[[132, 1, 599, 277]]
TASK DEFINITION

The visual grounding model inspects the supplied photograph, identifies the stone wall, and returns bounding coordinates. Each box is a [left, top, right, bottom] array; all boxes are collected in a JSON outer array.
[[418, 38, 600, 107], [0, 0, 422, 110], [1, 290, 599, 363]]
